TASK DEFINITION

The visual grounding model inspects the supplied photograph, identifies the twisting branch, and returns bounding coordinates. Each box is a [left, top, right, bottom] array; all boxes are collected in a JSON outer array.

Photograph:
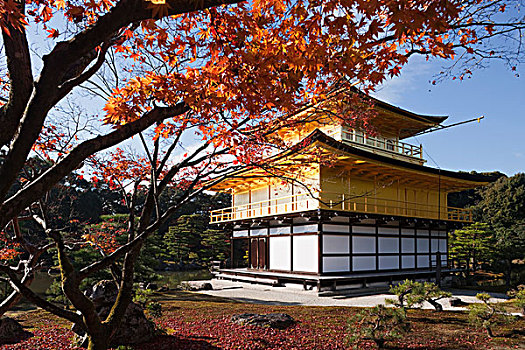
[[0, 103, 190, 229], [58, 40, 113, 92], [0, 262, 85, 328], [46, 229, 102, 333], [59, 22, 141, 92], [155, 121, 189, 174], [77, 159, 240, 280], [0, 242, 53, 317]]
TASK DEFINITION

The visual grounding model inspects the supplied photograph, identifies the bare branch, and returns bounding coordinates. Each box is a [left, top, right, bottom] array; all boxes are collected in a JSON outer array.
[[0, 263, 85, 327], [1, 103, 189, 229]]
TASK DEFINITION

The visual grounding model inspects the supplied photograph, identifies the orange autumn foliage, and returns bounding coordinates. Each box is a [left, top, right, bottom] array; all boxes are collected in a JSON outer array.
[[0, 2, 522, 347], [1, 0, 500, 141]]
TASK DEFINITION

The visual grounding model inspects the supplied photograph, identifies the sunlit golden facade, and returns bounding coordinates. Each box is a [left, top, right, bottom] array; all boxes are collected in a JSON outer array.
[[209, 95, 491, 284]]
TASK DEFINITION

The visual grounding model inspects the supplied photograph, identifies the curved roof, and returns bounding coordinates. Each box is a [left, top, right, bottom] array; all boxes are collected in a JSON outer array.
[[306, 129, 498, 184], [283, 87, 448, 139], [348, 86, 448, 125], [372, 97, 448, 125], [208, 129, 498, 193]]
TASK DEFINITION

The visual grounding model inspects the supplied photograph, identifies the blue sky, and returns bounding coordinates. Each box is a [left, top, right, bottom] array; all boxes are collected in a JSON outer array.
[[372, 56, 525, 177]]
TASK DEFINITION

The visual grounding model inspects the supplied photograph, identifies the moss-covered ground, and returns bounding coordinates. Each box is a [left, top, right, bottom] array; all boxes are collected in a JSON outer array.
[[2, 291, 524, 349]]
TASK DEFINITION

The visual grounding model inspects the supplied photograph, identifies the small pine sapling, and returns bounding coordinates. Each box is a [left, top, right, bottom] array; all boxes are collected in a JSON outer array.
[[416, 282, 452, 312], [146, 301, 163, 319], [133, 288, 163, 319], [507, 285, 525, 316], [348, 304, 410, 349], [468, 293, 513, 337], [387, 280, 451, 312], [133, 288, 154, 309], [386, 279, 421, 309]]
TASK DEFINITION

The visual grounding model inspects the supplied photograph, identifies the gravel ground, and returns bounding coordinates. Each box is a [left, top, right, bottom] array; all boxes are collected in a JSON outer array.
[[193, 279, 510, 311]]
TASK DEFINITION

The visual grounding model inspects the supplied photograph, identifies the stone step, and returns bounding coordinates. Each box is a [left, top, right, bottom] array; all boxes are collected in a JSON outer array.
[[215, 274, 280, 286], [318, 286, 390, 297]]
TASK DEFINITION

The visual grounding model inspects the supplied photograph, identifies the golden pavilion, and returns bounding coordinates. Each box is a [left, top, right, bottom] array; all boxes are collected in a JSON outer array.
[[208, 91, 494, 291]]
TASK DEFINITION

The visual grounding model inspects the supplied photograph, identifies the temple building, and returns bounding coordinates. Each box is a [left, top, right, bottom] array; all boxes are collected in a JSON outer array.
[[208, 91, 494, 291]]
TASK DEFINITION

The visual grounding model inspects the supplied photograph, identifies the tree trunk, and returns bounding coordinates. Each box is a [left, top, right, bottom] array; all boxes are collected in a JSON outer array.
[[87, 339, 109, 350], [505, 259, 512, 289], [466, 254, 471, 278], [0, 291, 23, 318], [375, 338, 386, 349], [0, 271, 36, 318], [485, 326, 494, 338], [87, 330, 111, 350]]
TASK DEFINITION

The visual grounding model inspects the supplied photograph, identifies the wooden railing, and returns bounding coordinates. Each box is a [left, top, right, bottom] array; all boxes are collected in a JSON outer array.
[[447, 207, 474, 222], [328, 128, 423, 159], [210, 192, 472, 223]]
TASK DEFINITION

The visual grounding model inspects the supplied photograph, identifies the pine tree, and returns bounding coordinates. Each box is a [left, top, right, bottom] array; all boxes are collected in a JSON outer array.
[[449, 222, 494, 277], [476, 174, 525, 287], [200, 228, 230, 264], [166, 215, 206, 264]]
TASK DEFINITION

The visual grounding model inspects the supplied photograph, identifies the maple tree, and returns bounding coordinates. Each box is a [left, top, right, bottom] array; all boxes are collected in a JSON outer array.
[[0, 0, 524, 349]]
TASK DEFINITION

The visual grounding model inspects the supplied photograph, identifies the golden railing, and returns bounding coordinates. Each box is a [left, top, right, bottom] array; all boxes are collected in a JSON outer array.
[[326, 128, 423, 159], [319, 193, 472, 222], [210, 192, 473, 223], [210, 193, 316, 223]]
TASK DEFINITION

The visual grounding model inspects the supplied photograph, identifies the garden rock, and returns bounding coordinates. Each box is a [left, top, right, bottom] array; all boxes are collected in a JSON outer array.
[[231, 313, 295, 329], [0, 317, 32, 344], [449, 297, 468, 307], [179, 281, 213, 291], [72, 280, 155, 347]]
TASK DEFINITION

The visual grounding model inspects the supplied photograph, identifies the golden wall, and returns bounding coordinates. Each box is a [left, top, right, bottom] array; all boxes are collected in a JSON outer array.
[[227, 163, 450, 221], [319, 166, 448, 220], [231, 166, 322, 216]]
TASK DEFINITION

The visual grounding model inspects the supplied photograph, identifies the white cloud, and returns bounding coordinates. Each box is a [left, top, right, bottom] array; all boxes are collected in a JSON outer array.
[[169, 139, 208, 165], [371, 56, 433, 105]]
